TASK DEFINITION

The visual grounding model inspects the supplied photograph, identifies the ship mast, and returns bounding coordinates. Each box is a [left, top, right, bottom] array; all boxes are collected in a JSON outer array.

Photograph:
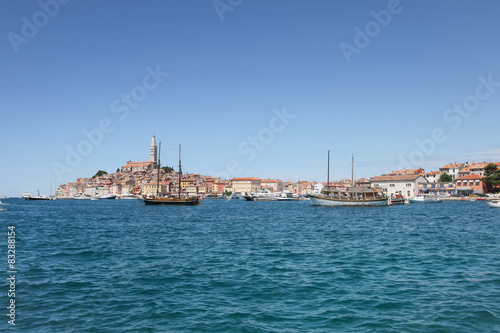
[[351, 153, 354, 187], [156, 142, 161, 197], [327, 149, 330, 192], [178, 144, 182, 198]]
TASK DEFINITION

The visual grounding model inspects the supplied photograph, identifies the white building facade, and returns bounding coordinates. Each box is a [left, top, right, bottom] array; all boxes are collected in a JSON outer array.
[[371, 175, 428, 198], [232, 177, 262, 194]]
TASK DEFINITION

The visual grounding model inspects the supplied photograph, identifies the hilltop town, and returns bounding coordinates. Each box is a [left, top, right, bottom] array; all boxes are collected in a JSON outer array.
[[56, 135, 500, 199]]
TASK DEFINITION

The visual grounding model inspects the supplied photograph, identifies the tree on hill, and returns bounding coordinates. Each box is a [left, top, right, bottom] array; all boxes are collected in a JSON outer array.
[[483, 163, 500, 193], [439, 173, 453, 182], [92, 170, 108, 178], [162, 166, 174, 173]]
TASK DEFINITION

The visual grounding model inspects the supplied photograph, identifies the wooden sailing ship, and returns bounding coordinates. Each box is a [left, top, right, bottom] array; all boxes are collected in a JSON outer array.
[[143, 143, 201, 206], [308, 151, 389, 206]]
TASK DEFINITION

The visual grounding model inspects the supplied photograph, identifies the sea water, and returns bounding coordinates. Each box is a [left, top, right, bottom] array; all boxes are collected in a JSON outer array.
[[0, 198, 499, 332]]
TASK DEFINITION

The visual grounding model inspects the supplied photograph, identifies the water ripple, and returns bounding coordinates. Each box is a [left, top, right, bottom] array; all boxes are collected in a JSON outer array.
[[1, 199, 499, 331]]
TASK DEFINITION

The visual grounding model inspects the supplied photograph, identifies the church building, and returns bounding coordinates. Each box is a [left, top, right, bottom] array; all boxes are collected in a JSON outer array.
[[121, 134, 158, 172]]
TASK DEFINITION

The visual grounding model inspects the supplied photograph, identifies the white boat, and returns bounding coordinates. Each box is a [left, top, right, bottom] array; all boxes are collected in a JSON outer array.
[[486, 200, 500, 208], [244, 190, 281, 201], [98, 194, 117, 200], [232, 192, 246, 200], [390, 194, 408, 205], [118, 194, 137, 199], [74, 195, 91, 200], [23, 191, 53, 201], [409, 194, 443, 203], [277, 192, 299, 201]]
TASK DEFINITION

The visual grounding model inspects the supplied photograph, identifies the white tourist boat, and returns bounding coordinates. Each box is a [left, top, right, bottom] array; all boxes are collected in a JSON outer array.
[[98, 194, 117, 200], [409, 194, 443, 203], [308, 151, 389, 207], [243, 190, 281, 201], [118, 194, 137, 199], [74, 195, 91, 200], [23, 191, 54, 201], [308, 189, 389, 206], [486, 199, 500, 208]]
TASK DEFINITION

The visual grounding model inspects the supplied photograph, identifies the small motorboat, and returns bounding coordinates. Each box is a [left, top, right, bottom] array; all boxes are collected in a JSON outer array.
[[486, 200, 500, 208], [98, 194, 117, 200], [390, 194, 408, 205], [409, 194, 443, 203]]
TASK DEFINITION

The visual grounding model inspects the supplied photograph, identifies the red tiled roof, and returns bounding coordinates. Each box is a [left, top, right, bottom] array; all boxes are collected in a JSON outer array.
[[457, 174, 485, 180], [372, 175, 425, 182], [440, 163, 464, 169], [261, 179, 280, 183], [232, 177, 261, 181], [123, 161, 155, 168]]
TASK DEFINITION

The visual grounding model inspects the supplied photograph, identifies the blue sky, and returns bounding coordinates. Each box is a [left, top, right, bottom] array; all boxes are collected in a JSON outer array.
[[1, 0, 500, 196]]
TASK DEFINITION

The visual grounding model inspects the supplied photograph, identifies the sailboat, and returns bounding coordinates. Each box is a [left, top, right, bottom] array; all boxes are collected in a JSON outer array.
[[143, 143, 201, 206], [308, 151, 389, 206]]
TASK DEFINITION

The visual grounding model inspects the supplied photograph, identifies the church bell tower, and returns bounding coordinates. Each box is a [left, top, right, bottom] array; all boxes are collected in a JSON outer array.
[[150, 134, 157, 164]]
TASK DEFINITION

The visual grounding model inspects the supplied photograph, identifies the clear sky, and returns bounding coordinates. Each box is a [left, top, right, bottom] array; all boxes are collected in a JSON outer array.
[[1, 0, 500, 196]]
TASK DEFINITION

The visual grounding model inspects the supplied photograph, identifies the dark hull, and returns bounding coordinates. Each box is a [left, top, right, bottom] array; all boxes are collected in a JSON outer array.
[[144, 197, 201, 206], [25, 197, 52, 201]]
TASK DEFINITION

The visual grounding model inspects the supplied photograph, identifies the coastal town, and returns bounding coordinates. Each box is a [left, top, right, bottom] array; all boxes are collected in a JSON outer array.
[[52, 135, 500, 200]]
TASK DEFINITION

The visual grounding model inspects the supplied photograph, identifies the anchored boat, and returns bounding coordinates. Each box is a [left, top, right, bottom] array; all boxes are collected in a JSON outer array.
[[143, 143, 201, 206], [486, 199, 500, 208], [308, 151, 388, 207], [409, 194, 443, 203]]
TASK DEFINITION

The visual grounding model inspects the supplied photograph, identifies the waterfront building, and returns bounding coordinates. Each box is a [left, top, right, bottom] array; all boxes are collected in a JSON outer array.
[[224, 184, 233, 194], [181, 178, 197, 191], [371, 174, 428, 198], [419, 182, 456, 196], [109, 184, 122, 196], [261, 179, 284, 192], [186, 184, 198, 196], [232, 177, 261, 194], [456, 174, 486, 195], [143, 181, 170, 196], [198, 184, 207, 195]]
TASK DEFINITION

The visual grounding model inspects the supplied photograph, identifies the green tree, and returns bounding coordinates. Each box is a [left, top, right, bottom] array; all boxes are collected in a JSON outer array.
[[225, 190, 232, 197], [162, 166, 174, 173], [92, 170, 108, 178], [483, 163, 500, 193], [439, 173, 452, 182], [116, 168, 120, 173]]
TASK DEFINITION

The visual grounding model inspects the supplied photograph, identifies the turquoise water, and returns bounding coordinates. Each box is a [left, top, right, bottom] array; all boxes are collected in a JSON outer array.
[[1, 198, 499, 332]]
